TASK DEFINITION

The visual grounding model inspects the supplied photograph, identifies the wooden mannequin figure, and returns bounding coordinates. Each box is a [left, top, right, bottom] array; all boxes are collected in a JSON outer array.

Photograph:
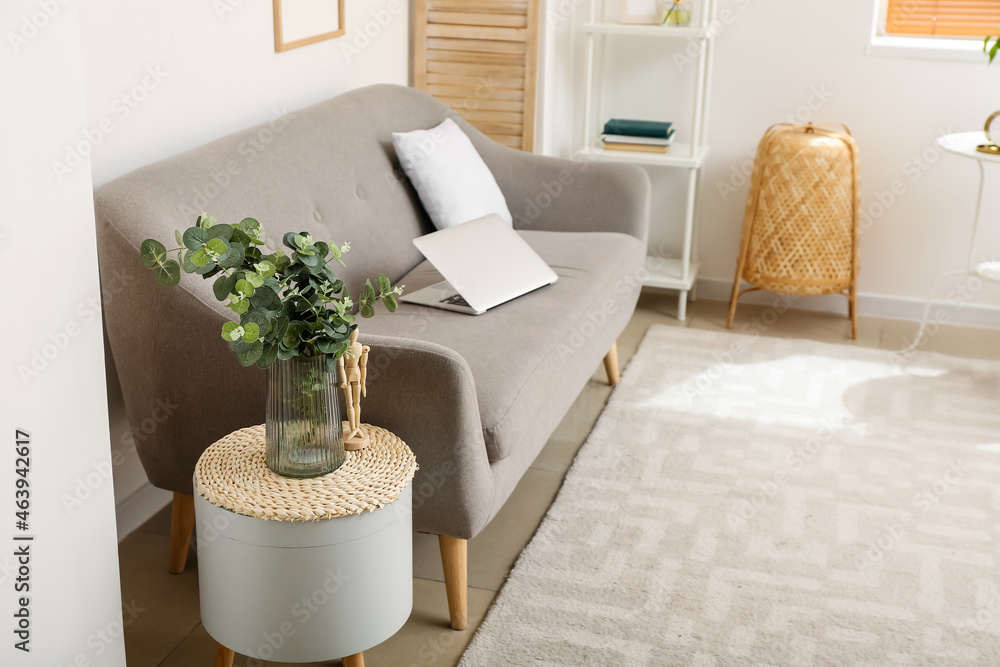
[[338, 329, 371, 451]]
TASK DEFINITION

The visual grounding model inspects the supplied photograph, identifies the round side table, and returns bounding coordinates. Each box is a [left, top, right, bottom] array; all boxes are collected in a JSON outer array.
[[904, 132, 1000, 351], [193, 424, 417, 667]]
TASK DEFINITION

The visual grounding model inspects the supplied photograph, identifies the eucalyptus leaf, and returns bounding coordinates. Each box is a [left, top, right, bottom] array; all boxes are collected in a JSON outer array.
[[205, 238, 229, 256], [242, 322, 260, 342], [221, 322, 241, 341], [174, 229, 184, 247], [382, 293, 398, 313], [213, 273, 238, 302], [183, 227, 208, 251], [239, 218, 262, 239], [140, 239, 166, 269], [257, 341, 279, 368], [191, 248, 211, 267], [232, 339, 264, 366], [360, 301, 375, 318], [376, 273, 391, 294], [207, 224, 233, 242], [154, 260, 181, 286], [218, 242, 245, 269], [235, 279, 255, 297]]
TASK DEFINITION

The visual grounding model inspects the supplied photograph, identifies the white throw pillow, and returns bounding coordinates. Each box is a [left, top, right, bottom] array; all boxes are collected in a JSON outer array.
[[392, 118, 513, 230]]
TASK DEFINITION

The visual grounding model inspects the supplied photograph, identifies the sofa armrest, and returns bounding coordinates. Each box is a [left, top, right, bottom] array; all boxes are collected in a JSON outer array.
[[469, 131, 651, 243], [357, 335, 497, 539]]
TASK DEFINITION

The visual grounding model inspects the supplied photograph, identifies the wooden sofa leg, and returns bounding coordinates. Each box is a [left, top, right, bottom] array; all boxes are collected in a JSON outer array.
[[342, 653, 365, 667], [214, 643, 234, 667], [168, 492, 195, 574], [603, 342, 620, 387], [438, 535, 468, 630]]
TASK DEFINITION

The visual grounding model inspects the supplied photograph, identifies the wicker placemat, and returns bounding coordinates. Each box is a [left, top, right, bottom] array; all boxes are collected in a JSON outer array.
[[195, 424, 417, 521]]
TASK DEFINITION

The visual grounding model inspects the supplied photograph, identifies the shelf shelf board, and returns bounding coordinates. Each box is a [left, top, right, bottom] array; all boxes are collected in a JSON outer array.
[[582, 21, 713, 39], [578, 142, 709, 168], [643, 256, 699, 291]]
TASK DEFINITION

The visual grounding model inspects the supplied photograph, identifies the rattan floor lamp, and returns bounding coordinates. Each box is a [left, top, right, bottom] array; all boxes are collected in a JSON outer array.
[[727, 123, 861, 339]]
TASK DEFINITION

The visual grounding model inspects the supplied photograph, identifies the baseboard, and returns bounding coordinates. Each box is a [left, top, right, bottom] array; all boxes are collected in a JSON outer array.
[[115, 482, 172, 543], [695, 278, 1000, 330]]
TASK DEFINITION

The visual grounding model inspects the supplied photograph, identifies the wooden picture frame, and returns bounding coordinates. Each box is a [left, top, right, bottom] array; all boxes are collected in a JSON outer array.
[[273, 0, 345, 52]]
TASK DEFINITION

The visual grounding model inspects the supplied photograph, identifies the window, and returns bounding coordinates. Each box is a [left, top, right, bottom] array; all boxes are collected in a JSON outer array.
[[884, 0, 1000, 38]]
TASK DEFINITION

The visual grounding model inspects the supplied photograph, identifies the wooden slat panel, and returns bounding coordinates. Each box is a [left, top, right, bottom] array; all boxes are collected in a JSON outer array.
[[427, 37, 527, 54], [454, 108, 524, 123], [427, 72, 525, 89], [414, 0, 429, 89], [427, 11, 528, 27], [436, 96, 525, 112], [426, 24, 527, 41], [521, 0, 540, 151], [489, 133, 523, 149], [426, 49, 526, 66], [467, 120, 523, 135], [428, 0, 528, 14], [427, 61, 526, 77], [426, 84, 524, 101], [885, 0, 1000, 36]]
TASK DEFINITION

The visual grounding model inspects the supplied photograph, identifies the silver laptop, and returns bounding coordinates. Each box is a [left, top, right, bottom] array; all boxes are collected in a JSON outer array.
[[400, 214, 558, 315]]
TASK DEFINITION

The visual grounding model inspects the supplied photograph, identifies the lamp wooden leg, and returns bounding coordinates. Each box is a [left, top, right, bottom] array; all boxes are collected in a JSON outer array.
[[438, 535, 468, 630], [848, 285, 858, 340], [168, 492, 195, 574], [213, 643, 234, 667], [342, 653, 365, 667], [603, 342, 620, 387]]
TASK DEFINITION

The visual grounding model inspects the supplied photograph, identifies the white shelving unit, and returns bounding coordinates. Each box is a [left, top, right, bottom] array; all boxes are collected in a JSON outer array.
[[577, 1, 717, 320]]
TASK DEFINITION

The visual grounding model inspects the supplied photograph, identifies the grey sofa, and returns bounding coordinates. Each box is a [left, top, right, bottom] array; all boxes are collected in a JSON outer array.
[[96, 83, 649, 630]]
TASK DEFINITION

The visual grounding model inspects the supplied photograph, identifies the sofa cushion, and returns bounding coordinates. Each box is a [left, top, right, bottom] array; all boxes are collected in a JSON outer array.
[[361, 230, 646, 463]]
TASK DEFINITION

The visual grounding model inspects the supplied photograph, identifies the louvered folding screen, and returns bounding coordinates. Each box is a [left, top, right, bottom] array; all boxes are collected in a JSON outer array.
[[884, 0, 1000, 37], [413, 0, 541, 151]]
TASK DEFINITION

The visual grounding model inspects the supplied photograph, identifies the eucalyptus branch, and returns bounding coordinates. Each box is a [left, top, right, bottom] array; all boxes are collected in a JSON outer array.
[[140, 214, 403, 370]]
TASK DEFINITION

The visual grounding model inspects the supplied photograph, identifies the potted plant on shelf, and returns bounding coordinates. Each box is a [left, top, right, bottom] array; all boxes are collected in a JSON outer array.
[[139, 213, 403, 478]]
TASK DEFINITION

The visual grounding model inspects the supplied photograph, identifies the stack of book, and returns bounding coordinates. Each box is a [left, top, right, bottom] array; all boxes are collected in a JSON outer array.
[[602, 118, 675, 154]]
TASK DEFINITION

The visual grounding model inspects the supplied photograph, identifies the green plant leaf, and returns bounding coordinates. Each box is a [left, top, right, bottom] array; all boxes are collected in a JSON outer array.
[[154, 260, 181, 286], [213, 273, 238, 301], [254, 260, 276, 279], [257, 341, 279, 368], [183, 227, 208, 250], [283, 322, 305, 348], [182, 250, 199, 273], [235, 279, 255, 297], [991, 37, 1000, 63], [315, 338, 340, 354], [376, 273, 391, 294], [244, 271, 264, 288], [207, 224, 233, 242], [250, 285, 279, 310], [297, 251, 320, 267], [205, 238, 228, 256], [174, 229, 184, 247], [283, 232, 299, 250], [382, 293, 398, 313], [229, 296, 250, 314], [198, 214, 216, 229], [360, 301, 375, 318], [218, 242, 245, 269], [231, 339, 263, 366], [239, 218, 262, 239], [191, 248, 211, 267], [140, 239, 166, 269], [241, 322, 260, 342], [197, 263, 221, 277], [276, 343, 299, 360], [221, 322, 241, 341]]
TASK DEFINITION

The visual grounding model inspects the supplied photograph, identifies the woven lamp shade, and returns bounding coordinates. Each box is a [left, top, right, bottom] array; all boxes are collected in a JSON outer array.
[[727, 123, 861, 338]]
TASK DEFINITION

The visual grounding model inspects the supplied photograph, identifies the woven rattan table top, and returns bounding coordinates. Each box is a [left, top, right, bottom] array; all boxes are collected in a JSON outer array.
[[194, 424, 417, 521]]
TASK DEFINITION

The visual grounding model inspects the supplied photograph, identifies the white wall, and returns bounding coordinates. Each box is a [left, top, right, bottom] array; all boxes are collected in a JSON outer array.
[[74, 0, 410, 534], [2, 3, 126, 664], [544, 0, 1000, 324]]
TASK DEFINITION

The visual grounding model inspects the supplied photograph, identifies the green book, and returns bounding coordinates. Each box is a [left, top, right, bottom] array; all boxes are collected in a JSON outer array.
[[603, 118, 673, 139]]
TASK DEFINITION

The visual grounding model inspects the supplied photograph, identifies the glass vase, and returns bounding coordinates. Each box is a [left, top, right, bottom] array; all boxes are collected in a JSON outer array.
[[265, 356, 345, 478]]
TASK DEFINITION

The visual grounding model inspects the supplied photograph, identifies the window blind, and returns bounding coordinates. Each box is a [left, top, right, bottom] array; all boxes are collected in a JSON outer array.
[[885, 0, 1000, 37]]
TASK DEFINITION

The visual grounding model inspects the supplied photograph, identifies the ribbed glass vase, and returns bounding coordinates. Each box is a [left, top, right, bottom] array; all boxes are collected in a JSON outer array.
[[265, 356, 345, 478]]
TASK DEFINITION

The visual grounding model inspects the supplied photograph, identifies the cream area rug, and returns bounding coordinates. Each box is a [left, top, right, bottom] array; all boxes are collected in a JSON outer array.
[[460, 325, 1000, 666]]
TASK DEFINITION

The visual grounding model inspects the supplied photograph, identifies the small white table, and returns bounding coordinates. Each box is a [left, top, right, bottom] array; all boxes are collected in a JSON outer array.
[[937, 132, 1000, 284], [906, 132, 1000, 348], [193, 424, 417, 667]]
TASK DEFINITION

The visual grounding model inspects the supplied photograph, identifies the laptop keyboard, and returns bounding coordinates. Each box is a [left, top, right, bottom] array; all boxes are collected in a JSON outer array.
[[440, 294, 471, 308]]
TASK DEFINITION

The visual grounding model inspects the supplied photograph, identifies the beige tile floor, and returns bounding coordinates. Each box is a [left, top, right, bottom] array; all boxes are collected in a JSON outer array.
[[118, 294, 1000, 667]]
